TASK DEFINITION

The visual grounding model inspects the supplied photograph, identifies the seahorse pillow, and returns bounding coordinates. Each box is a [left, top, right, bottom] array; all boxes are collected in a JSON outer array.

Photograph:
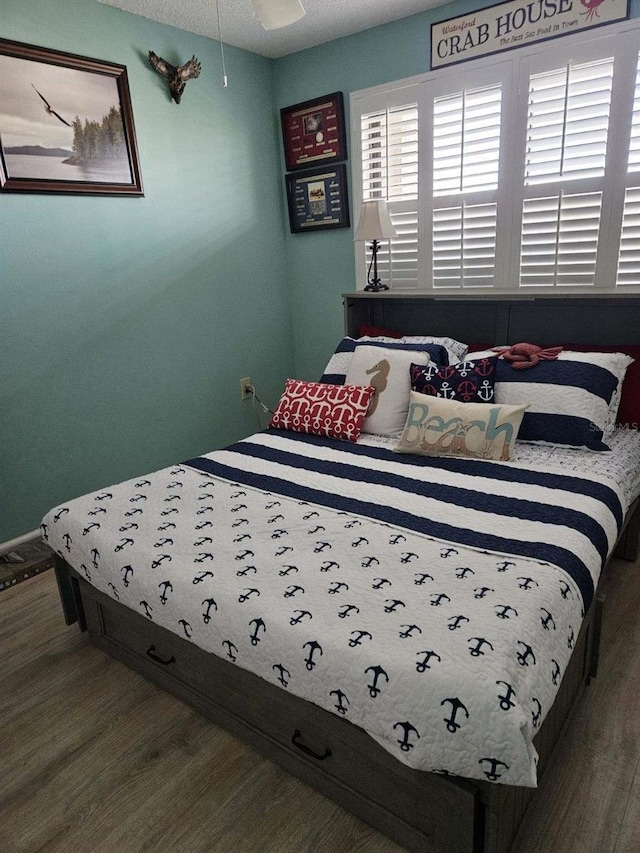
[[344, 346, 431, 436], [269, 379, 375, 442], [395, 391, 528, 461]]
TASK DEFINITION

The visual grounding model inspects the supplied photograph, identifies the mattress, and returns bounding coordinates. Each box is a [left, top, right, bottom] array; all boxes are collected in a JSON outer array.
[[42, 428, 639, 789]]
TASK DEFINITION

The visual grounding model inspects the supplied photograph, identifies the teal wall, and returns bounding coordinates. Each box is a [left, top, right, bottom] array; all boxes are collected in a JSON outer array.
[[1, 0, 293, 541], [274, 0, 640, 381]]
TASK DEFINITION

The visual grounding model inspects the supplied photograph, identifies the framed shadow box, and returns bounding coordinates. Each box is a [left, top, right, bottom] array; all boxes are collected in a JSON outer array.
[[280, 91, 347, 172], [286, 163, 350, 234]]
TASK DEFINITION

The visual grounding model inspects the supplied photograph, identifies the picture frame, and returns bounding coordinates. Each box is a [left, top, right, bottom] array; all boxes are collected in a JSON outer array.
[[280, 92, 347, 172], [0, 38, 143, 196], [285, 163, 350, 233]]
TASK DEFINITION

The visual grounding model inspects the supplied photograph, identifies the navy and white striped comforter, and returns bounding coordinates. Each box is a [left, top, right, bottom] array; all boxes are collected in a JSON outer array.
[[42, 429, 624, 786]]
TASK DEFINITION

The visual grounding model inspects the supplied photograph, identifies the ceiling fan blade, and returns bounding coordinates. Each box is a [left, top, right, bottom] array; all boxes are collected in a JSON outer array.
[[251, 0, 305, 31]]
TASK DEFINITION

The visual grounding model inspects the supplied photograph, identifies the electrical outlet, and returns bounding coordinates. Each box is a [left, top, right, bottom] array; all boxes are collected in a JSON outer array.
[[240, 377, 253, 400]]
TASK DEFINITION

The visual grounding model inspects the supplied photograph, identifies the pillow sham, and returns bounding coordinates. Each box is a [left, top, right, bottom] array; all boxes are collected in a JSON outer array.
[[467, 345, 638, 429], [345, 346, 432, 436], [494, 351, 633, 451], [395, 391, 528, 461], [320, 336, 456, 384], [410, 356, 498, 403], [563, 344, 640, 428], [269, 379, 375, 442]]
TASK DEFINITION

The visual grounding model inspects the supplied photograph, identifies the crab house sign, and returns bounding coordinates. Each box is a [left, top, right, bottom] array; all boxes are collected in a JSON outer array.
[[431, 0, 629, 68]]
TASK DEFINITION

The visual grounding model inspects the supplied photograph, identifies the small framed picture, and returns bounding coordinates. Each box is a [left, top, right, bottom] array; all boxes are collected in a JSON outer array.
[[286, 163, 350, 233], [280, 92, 347, 172], [0, 38, 143, 196]]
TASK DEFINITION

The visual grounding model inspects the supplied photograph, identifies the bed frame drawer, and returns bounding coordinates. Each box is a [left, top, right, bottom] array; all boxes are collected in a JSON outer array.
[[80, 578, 481, 853]]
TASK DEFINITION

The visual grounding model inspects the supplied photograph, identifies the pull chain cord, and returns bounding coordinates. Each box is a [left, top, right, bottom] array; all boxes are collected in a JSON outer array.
[[215, 0, 228, 87]]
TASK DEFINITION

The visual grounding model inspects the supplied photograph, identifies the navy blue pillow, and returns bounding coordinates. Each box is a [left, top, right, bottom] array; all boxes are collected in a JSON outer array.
[[321, 337, 449, 384], [410, 356, 498, 403]]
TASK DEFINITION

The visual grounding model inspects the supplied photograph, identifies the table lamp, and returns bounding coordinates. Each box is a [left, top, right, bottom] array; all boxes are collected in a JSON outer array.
[[354, 199, 397, 292]]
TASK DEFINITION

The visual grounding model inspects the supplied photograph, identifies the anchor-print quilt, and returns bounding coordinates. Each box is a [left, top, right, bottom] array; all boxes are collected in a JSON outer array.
[[42, 429, 626, 787]]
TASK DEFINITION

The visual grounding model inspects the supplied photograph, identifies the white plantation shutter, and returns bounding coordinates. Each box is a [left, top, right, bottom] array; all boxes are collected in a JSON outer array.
[[617, 187, 640, 285], [432, 203, 498, 288], [351, 21, 640, 295], [520, 192, 603, 287], [361, 105, 418, 201], [617, 52, 640, 287], [431, 84, 502, 288], [360, 104, 419, 289], [627, 54, 640, 170], [433, 87, 501, 195], [370, 210, 419, 288], [524, 60, 613, 184], [519, 58, 614, 288]]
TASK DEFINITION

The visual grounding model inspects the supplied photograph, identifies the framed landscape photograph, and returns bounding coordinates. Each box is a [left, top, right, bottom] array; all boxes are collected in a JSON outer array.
[[0, 38, 143, 196], [286, 163, 350, 233], [280, 92, 347, 172]]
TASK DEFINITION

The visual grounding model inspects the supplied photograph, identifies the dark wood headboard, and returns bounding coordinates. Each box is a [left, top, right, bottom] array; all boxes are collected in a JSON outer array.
[[343, 293, 640, 346]]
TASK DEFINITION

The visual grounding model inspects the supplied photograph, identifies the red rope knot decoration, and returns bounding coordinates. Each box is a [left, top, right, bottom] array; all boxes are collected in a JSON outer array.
[[493, 342, 563, 370]]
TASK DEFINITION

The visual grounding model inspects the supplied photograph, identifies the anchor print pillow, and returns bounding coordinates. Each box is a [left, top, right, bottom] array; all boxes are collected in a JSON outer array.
[[269, 379, 375, 442], [344, 346, 432, 436], [395, 391, 528, 461], [410, 356, 498, 404]]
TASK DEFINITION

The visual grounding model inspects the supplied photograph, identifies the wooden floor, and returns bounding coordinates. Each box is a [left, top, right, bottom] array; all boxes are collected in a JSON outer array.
[[1, 556, 639, 853]]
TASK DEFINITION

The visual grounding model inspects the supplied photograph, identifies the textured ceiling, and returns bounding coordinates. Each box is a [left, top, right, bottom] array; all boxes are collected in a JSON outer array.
[[95, 0, 449, 59]]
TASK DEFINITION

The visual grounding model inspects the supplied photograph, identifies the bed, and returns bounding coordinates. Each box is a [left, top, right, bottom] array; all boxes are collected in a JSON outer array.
[[47, 294, 640, 853]]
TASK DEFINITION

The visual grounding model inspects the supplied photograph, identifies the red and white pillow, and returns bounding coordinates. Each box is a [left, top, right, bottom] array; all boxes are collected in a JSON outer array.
[[269, 379, 375, 442]]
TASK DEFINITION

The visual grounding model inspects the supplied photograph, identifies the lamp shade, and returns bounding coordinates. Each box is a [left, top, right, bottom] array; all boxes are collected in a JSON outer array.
[[353, 199, 397, 241], [252, 0, 305, 30]]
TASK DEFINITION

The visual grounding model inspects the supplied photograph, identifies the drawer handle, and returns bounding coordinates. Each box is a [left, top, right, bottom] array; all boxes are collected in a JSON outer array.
[[291, 729, 332, 761], [146, 644, 176, 666]]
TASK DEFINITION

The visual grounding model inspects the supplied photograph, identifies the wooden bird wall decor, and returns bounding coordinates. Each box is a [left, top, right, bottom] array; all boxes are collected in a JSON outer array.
[[148, 51, 201, 104]]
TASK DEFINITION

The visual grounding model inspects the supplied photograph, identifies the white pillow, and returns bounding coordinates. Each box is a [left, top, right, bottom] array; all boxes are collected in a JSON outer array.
[[345, 346, 431, 436], [465, 349, 499, 360], [360, 335, 469, 363]]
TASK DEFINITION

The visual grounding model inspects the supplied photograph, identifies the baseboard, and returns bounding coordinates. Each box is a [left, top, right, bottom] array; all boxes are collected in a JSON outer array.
[[0, 529, 41, 554], [0, 531, 53, 594]]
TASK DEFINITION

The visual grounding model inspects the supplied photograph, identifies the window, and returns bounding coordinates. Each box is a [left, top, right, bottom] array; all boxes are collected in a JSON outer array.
[[350, 19, 640, 294], [618, 51, 640, 287], [360, 104, 419, 288], [431, 83, 502, 288], [519, 57, 613, 288]]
